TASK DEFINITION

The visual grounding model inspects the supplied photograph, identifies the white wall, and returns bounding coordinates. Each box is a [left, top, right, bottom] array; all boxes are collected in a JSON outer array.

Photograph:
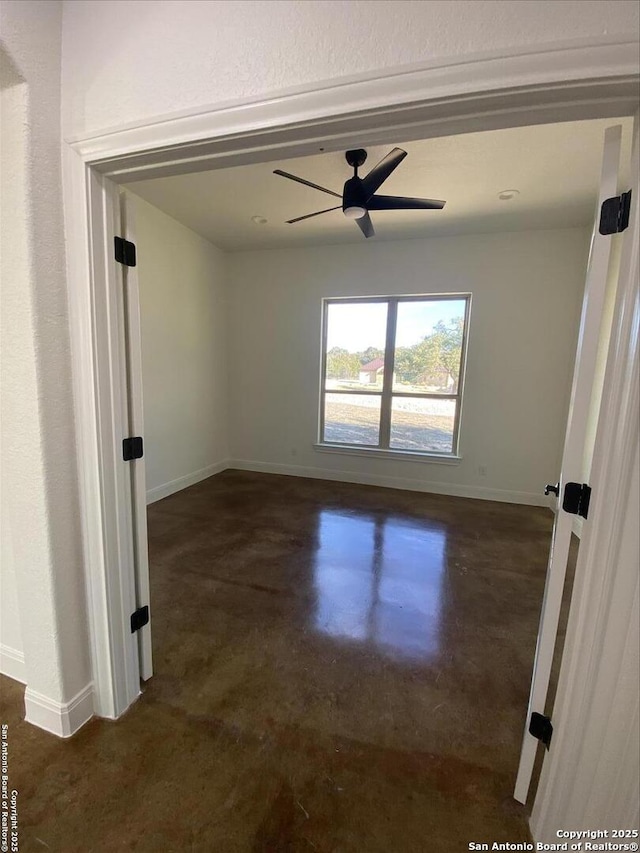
[[1, 56, 27, 681], [227, 228, 590, 504], [1, 2, 91, 715], [129, 194, 230, 502], [0, 495, 23, 682], [60, 0, 639, 139]]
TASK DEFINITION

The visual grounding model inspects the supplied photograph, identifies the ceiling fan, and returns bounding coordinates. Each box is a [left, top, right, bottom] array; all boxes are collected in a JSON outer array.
[[273, 147, 445, 238]]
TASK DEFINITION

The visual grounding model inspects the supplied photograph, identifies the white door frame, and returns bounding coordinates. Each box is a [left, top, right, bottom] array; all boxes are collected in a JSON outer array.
[[532, 114, 639, 838], [63, 39, 639, 724], [514, 123, 624, 804]]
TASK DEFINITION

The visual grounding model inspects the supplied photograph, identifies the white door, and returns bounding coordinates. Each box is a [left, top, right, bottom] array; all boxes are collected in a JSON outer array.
[[119, 192, 153, 682], [513, 125, 626, 804]]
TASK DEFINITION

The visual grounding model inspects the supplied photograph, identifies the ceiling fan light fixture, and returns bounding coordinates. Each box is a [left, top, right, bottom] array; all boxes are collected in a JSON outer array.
[[343, 205, 367, 220]]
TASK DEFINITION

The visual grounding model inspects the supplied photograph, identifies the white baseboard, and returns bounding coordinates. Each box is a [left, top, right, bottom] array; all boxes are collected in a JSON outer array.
[[0, 645, 26, 685], [229, 458, 550, 507], [148, 456, 550, 507], [24, 683, 94, 738], [146, 459, 231, 504]]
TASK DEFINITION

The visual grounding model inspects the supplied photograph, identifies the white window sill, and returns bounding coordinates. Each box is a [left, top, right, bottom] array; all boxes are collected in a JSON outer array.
[[313, 443, 462, 464]]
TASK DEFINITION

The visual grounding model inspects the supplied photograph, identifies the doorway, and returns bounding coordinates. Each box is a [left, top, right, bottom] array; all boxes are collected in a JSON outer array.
[[119, 115, 631, 818], [63, 50, 636, 844]]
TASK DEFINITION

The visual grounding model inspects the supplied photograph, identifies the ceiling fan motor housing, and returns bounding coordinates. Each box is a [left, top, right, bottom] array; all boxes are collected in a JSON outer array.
[[342, 176, 368, 213]]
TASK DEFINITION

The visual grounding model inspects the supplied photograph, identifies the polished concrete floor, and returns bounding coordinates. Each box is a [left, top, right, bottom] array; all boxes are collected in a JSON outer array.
[[1, 471, 561, 851]]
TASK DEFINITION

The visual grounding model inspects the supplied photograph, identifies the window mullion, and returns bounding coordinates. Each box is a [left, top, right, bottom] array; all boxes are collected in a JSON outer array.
[[379, 299, 398, 449]]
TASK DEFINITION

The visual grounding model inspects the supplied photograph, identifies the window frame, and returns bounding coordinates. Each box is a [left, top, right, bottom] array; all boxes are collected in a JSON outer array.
[[318, 293, 471, 459]]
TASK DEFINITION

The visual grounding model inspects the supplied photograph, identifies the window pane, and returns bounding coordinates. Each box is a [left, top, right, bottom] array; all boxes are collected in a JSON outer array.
[[393, 299, 466, 394], [325, 302, 388, 390], [323, 393, 381, 446], [389, 397, 456, 453]]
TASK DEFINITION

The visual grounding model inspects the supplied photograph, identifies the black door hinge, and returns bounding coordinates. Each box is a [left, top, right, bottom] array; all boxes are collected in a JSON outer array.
[[130, 605, 149, 633], [122, 436, 144, 461], [114, 236, 137, 267], [562, 482, 591, 519], [529, 712, 553, 750], [599, 190, 632, 235]]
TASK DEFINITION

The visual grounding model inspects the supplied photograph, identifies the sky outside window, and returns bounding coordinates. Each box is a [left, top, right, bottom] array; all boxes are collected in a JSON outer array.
[[326, 302, 387, 351], [395, 299, 466, 347], [326, 298, 466, 351]]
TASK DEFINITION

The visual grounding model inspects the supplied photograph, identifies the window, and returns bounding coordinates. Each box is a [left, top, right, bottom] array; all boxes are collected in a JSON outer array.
[[319, 295, 470, 457]]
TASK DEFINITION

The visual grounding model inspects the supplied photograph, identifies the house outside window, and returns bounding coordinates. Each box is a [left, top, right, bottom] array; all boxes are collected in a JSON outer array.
[[319, 295, 471, 457], [358, 357, 385, 386]]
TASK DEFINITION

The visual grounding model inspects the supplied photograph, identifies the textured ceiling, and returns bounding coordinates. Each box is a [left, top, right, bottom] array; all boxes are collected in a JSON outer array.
[[126, 118, 633, 252]]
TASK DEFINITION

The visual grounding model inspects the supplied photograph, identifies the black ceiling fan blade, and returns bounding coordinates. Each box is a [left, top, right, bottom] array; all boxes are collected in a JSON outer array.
[[367, 194, 446, 211], [274, 169, 341, 199], [361, 148, 407, 198], [286, 206, 342, 224], [356, 212, 375, 238]]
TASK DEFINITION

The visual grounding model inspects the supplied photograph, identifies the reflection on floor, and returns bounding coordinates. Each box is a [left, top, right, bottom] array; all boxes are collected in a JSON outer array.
[[1, 470, 556, 852], [315, 511, 445, 660]]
